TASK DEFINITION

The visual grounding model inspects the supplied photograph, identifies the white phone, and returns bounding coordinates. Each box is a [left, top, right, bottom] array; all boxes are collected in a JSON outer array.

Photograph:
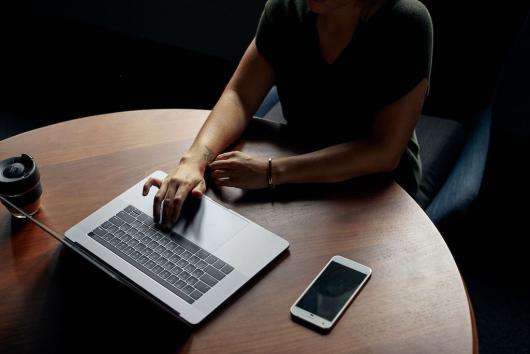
[[290, 255, 372, 332]]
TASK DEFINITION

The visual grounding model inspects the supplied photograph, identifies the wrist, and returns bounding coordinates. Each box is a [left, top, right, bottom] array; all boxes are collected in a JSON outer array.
[[270, 157, 286, 186], [180, 153, 208, 173]]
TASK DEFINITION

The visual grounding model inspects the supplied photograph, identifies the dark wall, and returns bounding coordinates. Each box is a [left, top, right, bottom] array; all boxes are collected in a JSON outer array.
[[31, 0, 267, 62], [1, 0, 530, 137]]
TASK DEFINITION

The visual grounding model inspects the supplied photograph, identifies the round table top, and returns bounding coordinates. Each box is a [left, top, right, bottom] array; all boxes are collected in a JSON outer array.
[[0, 109, 475, 353]]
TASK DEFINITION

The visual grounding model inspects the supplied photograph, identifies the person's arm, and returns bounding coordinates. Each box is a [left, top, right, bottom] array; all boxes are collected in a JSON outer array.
[[143, 39, 274, 227], [209, 79, 427, 188]]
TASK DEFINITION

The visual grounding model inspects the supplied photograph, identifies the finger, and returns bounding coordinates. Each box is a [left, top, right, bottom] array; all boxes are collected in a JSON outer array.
[[171, 184, 192, 224], [162, 178, 179, 228], [215, 151, 238, 161], [153, 180, 169, 224], [213, 177, 238, 187], [143, 177, 162, 196], [210, 169, 233, 179], [191, 180, 206, 198], [209, 159, 236, 170]]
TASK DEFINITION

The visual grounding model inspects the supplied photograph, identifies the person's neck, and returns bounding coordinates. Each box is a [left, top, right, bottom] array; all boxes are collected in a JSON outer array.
[[318, 2, 363, 38]]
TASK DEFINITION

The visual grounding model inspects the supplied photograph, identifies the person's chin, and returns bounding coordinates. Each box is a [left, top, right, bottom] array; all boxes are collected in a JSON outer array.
[[306, 0, 330, 13]]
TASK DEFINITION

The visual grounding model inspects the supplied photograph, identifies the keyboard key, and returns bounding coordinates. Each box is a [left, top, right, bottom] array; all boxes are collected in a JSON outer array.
[[213, 260, 226, 269], [169, 254, 181, 263], [109, 216, 124, 226], [144, 219, 156, 227], [162, 250, 173, 258], [182, 285, 194, 295], [93, 227, 106, 237], [121, 226, 133, 234], [140, 235, 151, 244], [190, 290, 203, 300], [158, 238, 170, 246], [124, 205, 135, 213], [194, 281, 211, 293], [180, 251, 193, 260], [200, 273, 218, 287], [173, 246, 185, 255], [221, 264, 234, 275], [174, 280, 186, 289], [107, 225, 119, 234], [117, 211, 135, 223], [152, 233, 163, 242], [152, 265, 164, 274], [149, 253, 160, 261], [205, 265, 225, 281], [110, 238, 120, 246], [156, 257, 168, 266], [196, 260, 208, 269], [122, 235, 132, 243], [138, 256, 149, 265], [179, 271, 191, 280], [167, 275, 178, 284], [145, 229, 157, 237], [187, 277, 199, 286], [205, 255, 218, 264], [173, 235, 200, 253], [177, 259, 189, 268], [102, 233, 113, 242], [131, 251, 142, 260], [159, 270, 171, 279], [155, 245, 166, 254], [188, 256, 200, 265], [195, 249, 210, 259], [166, 242, 177, 251], [192, 269, 204, 278], [134, 244, 146, 252], [101, 221, 112, 229], [142, 248, 153, 256], [147, 241, 159, 249], [171, 267, 183, 276], [137, 213, 150, 222], [114, 230, 126, 239], [145, 260, 156, 269], [127, 239, 139, 247], [184, 264, 196, 274], [164, 262, 176, 270], [124, 246, 134, 255]]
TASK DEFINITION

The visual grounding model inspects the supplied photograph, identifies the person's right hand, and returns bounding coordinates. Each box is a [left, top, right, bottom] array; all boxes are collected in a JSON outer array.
[[142, 160, 206, 229]]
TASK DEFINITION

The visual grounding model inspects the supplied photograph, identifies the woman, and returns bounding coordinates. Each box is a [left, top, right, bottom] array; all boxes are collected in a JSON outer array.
[[144, 0, 433, 228]]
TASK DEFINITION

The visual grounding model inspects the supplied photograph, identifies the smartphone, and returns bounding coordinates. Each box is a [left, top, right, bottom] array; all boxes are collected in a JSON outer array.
[[290, 255, 372, 332]]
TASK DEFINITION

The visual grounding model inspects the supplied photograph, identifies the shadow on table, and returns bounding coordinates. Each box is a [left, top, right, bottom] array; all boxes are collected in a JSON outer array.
[[18, 246, 192, 354]]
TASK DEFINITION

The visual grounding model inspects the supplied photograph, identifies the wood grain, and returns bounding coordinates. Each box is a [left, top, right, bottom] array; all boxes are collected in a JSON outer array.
[[0, 109, 475, 353]]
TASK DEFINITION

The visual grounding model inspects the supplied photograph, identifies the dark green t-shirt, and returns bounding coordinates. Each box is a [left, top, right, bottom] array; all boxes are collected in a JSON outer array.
[[255, 0, 433, 195]]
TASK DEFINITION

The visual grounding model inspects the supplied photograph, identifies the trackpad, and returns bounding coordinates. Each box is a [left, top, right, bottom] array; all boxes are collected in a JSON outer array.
[[171, 197, 248, 252]]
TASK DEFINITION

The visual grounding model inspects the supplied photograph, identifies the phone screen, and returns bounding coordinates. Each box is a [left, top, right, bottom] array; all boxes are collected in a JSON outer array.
[[295, 261, 368, 321]]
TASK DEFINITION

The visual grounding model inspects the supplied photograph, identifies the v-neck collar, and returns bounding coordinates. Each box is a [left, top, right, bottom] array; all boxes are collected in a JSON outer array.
[[305, 0, 397, 67]]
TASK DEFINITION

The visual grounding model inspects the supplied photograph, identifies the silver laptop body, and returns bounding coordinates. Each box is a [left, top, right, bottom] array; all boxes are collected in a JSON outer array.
[[61, 170, 289, 325]]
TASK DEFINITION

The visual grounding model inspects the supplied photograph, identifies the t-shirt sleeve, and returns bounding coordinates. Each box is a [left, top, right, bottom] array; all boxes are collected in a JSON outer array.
[[376, 1, 433, 108], [255, 0, 281, 64]]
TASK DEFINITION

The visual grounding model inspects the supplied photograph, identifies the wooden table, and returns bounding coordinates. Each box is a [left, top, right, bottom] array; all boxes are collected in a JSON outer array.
[[0, 109, 476, 353]]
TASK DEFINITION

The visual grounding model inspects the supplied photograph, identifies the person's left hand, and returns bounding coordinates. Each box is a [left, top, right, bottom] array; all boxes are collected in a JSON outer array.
[[208, 151, 269, 189]]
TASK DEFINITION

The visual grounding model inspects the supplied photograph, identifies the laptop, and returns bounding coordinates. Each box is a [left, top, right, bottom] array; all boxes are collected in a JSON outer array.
[[4, 170, 289, 325]]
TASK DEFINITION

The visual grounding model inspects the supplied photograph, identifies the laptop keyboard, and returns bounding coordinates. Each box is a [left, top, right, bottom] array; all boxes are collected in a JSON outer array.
[[88, 205, 234, 304]]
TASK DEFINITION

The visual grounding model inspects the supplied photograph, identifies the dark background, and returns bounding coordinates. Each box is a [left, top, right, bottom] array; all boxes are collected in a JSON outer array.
[[2, 0, 529, 135], [1, 1, 530, 353]]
